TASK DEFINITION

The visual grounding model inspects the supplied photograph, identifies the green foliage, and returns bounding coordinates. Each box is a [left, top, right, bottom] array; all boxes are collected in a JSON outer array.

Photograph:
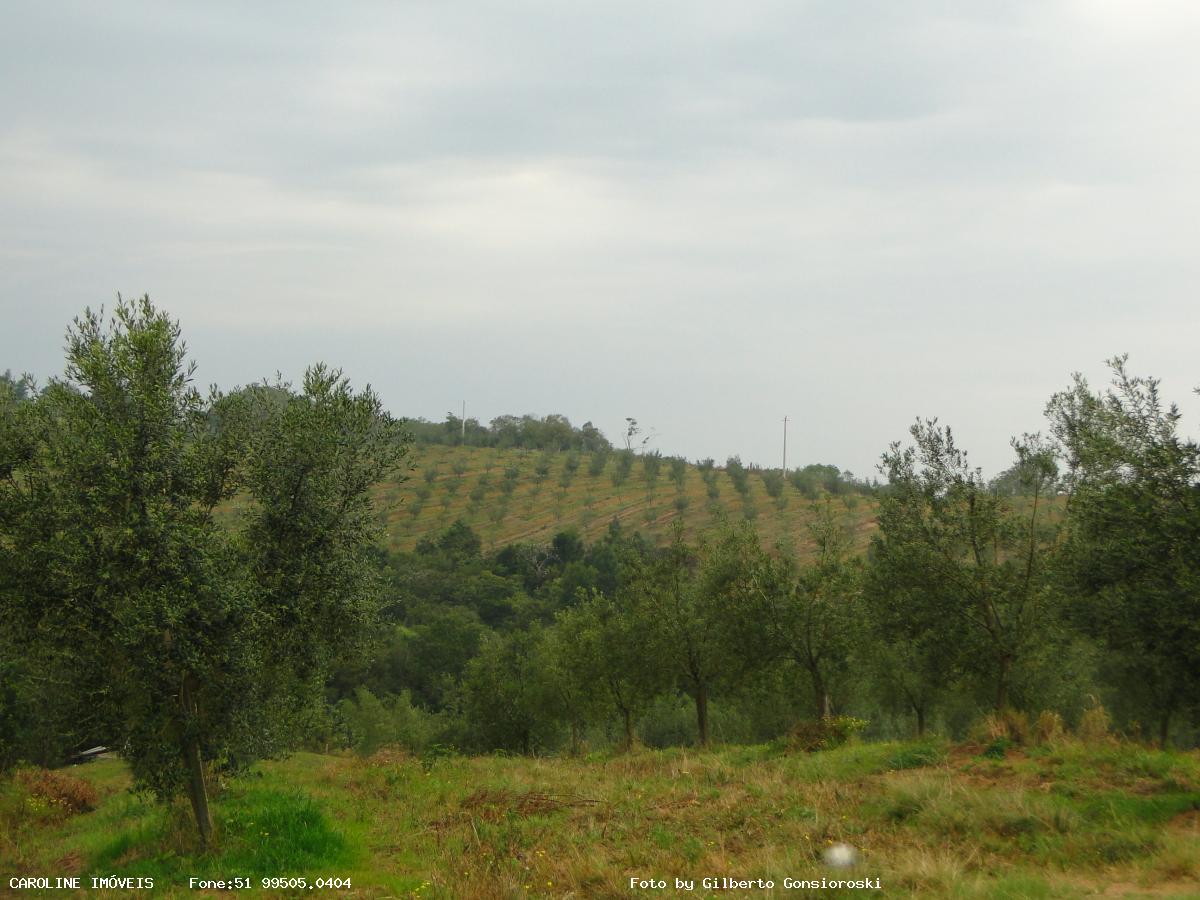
[[742, 502, 862, 720], [610, 449, 634, 487], [632, 524, 768, 746], [788, 716, 869, 752], [1047, 357, 1200, 746], [459, 629, 558, 753], [0, 298, 408, 845], [870, 420, 1058, 713], [760, 468, 785, 498], [407, 413, 611, 453], [338, 688, 437, 756], [725, 456, 751, 495], [787, 464, 870, 499], [586, 449, 609, 477], [641, 451, 662, 481], [668, 456, 687, 489]]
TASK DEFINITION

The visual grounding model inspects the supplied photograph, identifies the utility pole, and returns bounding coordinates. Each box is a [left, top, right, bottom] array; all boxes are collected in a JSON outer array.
[[461, 401, 466, 442], [782, 415, 789, 473]]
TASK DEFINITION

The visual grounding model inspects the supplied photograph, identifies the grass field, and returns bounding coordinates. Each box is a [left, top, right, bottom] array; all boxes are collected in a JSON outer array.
[[367, 445, 881, 557], [3, 739, 1198, 898]]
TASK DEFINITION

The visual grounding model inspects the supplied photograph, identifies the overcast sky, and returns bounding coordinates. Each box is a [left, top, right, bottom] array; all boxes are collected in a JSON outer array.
[[3, 1, 1199, 477]]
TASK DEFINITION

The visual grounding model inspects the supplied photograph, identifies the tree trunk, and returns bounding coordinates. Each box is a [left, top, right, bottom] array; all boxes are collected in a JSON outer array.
[[810, 668, 830, 720], [622, 708, 635, 752], [994, 655, 1011, 712], [180, 677, 213, 850], [1159, 709, 1172, 749], [915, 705, 926, 738], [695, 684, 709, 748]]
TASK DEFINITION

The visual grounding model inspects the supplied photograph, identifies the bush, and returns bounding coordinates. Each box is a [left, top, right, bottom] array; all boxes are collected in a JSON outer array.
[[587, 450, 609, 477], [1032, 710, 1066, 746], [641, 452, 662, 481], [338, 688, 438, 756], [760, 469, 785, 499], [788, 716, 869, 752], [970, 709, 1030, 745], [981, 737, 1012, 759], [725, 456, 751, 495], [563, 452, 581, 475], [12, 766, 98, 815], [611, 451, 634, 487], [668, 456, 687, 488], [1077, 703, 1113, 745]]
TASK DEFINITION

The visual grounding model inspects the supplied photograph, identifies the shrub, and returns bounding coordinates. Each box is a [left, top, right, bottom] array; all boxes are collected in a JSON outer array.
[[668, 456, 687, 488], [12, 766, 98, 815], [788, 716, 869, 752], [611, 450, 634, 487], [725, 456, 751, 495], [587, 450, 609, 477], [970, 709, 1030, 745], [641, 452, 662, 481], [981, 737, 1012, 759], [338, 688, 438, 756], [1077, 703, 1113, 745], [1032, 710, 1066, 746], [760, 469, 785, 499]]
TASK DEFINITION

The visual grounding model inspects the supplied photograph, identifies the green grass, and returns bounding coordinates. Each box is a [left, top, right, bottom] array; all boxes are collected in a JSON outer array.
[[2, 739, 1196, 898]]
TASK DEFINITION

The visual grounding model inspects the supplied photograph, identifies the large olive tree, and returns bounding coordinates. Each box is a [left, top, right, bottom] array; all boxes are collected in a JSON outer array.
[[0, 297, 407, 845]]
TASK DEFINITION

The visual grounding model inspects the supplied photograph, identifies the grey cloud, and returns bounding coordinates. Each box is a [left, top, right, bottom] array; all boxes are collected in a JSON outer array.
[[3, 0, 1199, 478]]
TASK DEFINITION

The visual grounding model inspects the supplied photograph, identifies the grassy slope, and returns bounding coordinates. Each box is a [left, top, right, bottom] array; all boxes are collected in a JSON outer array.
[[373, 446, 881, 556], [4, 741, 1198, 898]]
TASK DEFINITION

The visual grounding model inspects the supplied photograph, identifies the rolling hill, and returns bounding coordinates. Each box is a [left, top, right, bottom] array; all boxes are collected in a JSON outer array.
[[372, 445, 880, 556]]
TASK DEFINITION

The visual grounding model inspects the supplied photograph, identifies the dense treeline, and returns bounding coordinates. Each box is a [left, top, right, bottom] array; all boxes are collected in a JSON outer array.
[[407, 412, 612, 452], [3, 305, 1199, 848]]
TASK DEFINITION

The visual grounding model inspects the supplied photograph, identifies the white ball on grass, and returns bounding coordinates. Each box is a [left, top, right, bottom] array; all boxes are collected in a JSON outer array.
[[823, 842, 858, 869]]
